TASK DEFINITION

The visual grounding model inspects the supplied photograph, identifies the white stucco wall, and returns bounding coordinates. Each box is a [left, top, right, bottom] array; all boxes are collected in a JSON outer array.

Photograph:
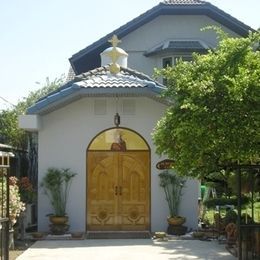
[[18, 114, 41, 131], [37, 96, 199, 232], [119, 15, 239, 76]]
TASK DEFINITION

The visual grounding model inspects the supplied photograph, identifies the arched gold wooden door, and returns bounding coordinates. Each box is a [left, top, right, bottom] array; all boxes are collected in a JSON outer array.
[[119, 152, 150, 231], [87, 128, 150, 231], [87, 152, 119, 230]]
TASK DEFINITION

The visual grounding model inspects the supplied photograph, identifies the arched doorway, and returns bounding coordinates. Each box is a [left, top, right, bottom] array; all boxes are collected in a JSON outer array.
[[87, 127, 150, 231]]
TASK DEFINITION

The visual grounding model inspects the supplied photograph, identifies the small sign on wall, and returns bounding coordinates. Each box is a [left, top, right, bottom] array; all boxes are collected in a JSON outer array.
[[156, 159, 174, 170]]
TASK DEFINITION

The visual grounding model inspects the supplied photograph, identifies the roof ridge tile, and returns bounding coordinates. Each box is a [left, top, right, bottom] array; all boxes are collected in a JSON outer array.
[[162, 0, 207, 5]]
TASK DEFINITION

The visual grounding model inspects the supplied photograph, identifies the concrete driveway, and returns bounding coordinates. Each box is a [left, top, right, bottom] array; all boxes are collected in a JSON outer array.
[[16, 239, 235, 260]]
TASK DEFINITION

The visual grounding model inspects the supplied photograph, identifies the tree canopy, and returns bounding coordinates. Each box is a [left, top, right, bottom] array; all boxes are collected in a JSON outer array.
[[152, 30, 260, 179], [0, 76, 65, 149]]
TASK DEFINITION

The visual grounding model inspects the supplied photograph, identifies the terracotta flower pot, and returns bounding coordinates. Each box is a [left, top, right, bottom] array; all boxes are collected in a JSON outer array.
[[49, 215, 68, 225], [167, 216, 186, 226]]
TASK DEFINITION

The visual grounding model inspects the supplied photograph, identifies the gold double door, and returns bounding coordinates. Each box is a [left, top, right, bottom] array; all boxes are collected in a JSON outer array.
[[87, 151, 150, 231]]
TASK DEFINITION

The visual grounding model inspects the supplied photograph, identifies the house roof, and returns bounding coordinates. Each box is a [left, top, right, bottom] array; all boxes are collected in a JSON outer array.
[[66, 66, 76, 82], [0, 143, 13, 149], [27, 66, 166, 115], [69, 0, 254, 75], [163, 0, 205, 5], [144, 40, 209, 56], [0, 143, 17, 157]]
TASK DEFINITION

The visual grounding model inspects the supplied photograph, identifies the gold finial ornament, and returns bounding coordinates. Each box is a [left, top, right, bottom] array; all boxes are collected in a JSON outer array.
[[107, 35, 122, 74], [106, 47, 121, 66], [108, 35, 121, 48], [109, 62, 121, 74]]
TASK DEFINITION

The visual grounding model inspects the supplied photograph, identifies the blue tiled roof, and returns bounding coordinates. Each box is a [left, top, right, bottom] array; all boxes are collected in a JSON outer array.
[[27, 66, 166, 115], [69, 1, 254, 74]]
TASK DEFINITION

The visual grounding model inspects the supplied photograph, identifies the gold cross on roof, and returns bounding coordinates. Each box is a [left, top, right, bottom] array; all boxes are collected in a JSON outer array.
[[107, 35, 122, 74], [108, 35, 121, 48]]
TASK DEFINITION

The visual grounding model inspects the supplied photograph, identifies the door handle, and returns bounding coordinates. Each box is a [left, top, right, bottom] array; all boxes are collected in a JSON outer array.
[[115, 186, 122, 195]]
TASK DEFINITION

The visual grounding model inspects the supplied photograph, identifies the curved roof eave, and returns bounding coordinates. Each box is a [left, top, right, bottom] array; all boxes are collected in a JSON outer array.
[[27, 86, 166, 115], [27, 66, 167, 115]]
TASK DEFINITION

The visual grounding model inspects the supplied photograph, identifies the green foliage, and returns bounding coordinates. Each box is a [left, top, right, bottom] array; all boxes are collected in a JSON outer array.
[[202, 169, 232, 197], [0, 76, 65, 149], [203, 196, 250, 209], [0, 109, 26, 149], [227, 171, 253, 194], [153, 30, 260, 178], [41, 168, 76, 216], [224, 209, 238, 225], [158, 169, 186, 217]]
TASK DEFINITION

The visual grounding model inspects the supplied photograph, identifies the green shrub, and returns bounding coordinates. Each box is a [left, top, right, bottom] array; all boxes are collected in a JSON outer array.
[[41, 168, 76, 216], [203, 196, 250, 209], [224, 209, 238, 225]]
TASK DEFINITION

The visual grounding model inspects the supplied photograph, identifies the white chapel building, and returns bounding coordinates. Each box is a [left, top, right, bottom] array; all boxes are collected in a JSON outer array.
[[19, 0, 253, 234]]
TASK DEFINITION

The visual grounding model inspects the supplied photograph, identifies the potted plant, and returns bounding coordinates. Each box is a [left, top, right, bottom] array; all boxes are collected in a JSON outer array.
[[41, 168, 76, 234], [159, 169, 186, 234]]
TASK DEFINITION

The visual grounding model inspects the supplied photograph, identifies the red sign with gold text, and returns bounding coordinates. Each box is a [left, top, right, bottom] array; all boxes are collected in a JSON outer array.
[[156, 159, 174, 170]]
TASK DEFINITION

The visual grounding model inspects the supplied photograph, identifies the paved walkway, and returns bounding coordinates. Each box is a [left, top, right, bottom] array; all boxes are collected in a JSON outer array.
[[17, 239, 236, 260]]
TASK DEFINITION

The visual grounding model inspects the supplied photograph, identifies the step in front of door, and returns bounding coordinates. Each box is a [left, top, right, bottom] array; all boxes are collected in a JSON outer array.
[[86, 231, 151, 239]]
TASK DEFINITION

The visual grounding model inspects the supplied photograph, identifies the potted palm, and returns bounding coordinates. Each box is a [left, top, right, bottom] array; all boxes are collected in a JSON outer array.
[[159, 169, 186, 234], [41, 168, 76, 234]]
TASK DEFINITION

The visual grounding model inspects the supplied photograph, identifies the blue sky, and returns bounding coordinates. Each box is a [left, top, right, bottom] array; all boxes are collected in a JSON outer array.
[[0, 0, 259, 110]]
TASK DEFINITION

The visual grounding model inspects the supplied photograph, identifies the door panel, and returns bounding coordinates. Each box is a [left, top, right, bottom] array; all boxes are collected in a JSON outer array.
[[119, 152, 150, 230], [87, 152, 119, 230], [87, 151, 150, 231]]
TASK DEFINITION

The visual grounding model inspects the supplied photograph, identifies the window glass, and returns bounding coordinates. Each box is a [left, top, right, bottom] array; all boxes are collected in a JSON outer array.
[[162, 57, 172, 85], [162, 57, 172, 68], [174, 56, 192, 64], [162, 56, 192, 85], [89, 128, 149, 151]]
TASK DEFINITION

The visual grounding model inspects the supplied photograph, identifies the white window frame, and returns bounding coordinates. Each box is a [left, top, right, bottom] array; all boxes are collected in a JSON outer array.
[[162, 55, 192, 85]]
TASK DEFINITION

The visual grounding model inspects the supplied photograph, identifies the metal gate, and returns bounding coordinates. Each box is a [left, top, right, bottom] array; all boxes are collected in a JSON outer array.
[[0, 153, 10, 260], [236, 165, 260, 260]]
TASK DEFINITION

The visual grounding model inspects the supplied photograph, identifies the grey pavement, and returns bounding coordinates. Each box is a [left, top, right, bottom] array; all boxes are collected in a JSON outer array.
[[16, 238, 236, 260]]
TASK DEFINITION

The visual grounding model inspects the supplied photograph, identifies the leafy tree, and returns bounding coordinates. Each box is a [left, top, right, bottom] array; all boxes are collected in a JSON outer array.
[[0, 76, 65, 149], [152, 30, 260, 179]]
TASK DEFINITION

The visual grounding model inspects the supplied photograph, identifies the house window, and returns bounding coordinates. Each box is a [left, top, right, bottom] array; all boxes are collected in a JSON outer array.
[[162, 55, 192, 68], [162, 57, 172, 85], [162, 56, 192, 85], [173, 55, 192, 64], [162, 57, 172, 68], [88, 128, 149, 151]]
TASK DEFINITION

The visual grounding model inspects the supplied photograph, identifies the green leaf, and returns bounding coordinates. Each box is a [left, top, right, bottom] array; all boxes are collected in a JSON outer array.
[[152, 30, 260, 178]]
